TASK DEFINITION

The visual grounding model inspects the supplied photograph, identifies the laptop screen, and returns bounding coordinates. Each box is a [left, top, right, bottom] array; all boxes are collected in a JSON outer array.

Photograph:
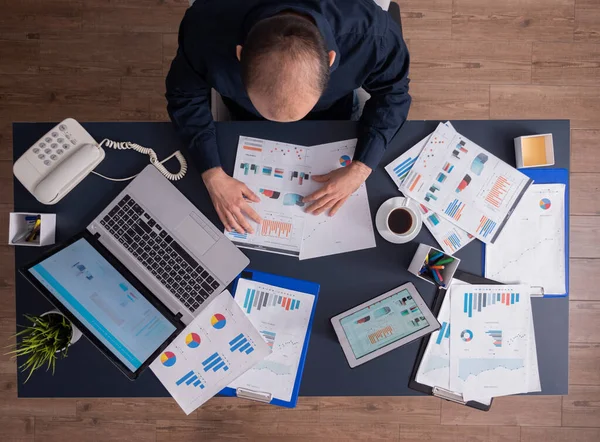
[[28, 238, 177, 372]]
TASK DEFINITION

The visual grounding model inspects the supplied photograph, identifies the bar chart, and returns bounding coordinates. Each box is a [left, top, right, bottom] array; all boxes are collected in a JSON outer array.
[[201, 352, 229, 373], [477, 215, 497, 239], [261, 330, 276, 348], [368, 325, 393, 344], [445, 199, 465, 221], [229, 333, 255, 354], [243, 288, 301, 314], [392, 155, 418, 182], [175, 370, 206, 389], [485, 175, 510, 208], [436, 321, 451, 345], [485, 329, 503, 347], [261, 219, 293, 238], [463, 292, 521, 318]]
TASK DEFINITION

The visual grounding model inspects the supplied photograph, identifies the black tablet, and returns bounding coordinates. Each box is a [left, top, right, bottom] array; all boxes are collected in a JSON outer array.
[[20, 230, 185, 380]]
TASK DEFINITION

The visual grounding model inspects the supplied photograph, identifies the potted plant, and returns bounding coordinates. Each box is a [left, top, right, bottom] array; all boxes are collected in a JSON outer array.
[[8, 310, 82, 382]]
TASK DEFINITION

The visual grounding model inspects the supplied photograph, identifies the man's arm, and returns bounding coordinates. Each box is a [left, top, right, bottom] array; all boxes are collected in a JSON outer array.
[[166, 44, 220, 173], [165, 36, 262, 234], [354, 17, 411, 170]]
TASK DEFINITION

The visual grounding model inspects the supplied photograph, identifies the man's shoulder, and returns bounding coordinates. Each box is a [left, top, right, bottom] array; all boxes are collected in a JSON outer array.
[[326, 0, 391, 39]]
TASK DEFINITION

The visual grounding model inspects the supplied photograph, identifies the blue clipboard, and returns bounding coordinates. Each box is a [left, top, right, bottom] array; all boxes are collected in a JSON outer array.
[[219, 269, 320, 408], [483, 168, 569, 297]]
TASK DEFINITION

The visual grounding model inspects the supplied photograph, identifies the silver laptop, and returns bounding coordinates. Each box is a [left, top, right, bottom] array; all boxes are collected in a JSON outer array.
[[87, 165, 250, 324]]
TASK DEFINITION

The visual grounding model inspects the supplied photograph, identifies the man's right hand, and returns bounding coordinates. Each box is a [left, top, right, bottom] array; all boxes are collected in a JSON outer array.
[[202, 167, 262, 234]]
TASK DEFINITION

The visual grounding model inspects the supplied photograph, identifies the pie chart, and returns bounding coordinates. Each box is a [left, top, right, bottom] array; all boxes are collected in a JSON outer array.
[[160, 351, 177, 367], [339, 155, 352, 167], [461, 329, 473, 342], [211, 313, 227, 330], [185, 332, 201, 348], [539, 198, 551, 210]]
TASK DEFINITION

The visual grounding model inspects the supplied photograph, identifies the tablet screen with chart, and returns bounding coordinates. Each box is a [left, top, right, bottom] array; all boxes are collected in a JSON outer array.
[[339, 289, 431, 359]]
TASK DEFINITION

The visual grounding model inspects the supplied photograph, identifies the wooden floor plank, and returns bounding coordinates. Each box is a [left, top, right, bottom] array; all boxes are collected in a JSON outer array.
[[0, 161, 13, 204], [400, 0, 452, 41], [319, 396, 441, 425], [409, 40, 532, 84], [0, 120, 13, 161], [196, 397, 320, 423], [575, 0, 600, 42], [440, 396, 562, 426], [34, 417, 155, 442], [408, 83, 490, 120], [0, 0, 83, 40], [452, 0, 575, 42], [39, 32, 163, 77], [0, 416, 34, 442], [157, 420, 399, 441], [562, 385, 600, 427], [0, 75, 121, 121], [76, 398, 196, 421], [490, 85, 600, 129], [81, 2, 186, 34], [572, 130, 600, 173], [570, 259, 600, 301], [570, 343, 600, 385], [521, 427, 600, 442], [571, 174, 600, 215], [571, 216, 600, 258], [532, 42, 600, 86], [0, 398, 76, 418], [120, 76, 169, 121], [0, 39, 39, 75], [400, 424, 520, 441], [570, 301, 600, 343]]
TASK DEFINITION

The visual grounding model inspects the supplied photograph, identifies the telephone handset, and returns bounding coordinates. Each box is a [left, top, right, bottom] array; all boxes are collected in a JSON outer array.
[[13, 118, 187, 205]]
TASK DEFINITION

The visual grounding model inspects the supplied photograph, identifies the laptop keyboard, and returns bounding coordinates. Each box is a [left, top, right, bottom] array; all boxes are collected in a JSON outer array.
[[100, 194, 220, 312]]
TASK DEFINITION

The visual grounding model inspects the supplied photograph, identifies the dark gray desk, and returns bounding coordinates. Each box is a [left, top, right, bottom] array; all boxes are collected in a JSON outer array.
[[13, 120, 569, 397]]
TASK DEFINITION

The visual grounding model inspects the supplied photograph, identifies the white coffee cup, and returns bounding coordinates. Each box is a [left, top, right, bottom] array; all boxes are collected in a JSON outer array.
[[375, 197, 423, 244]]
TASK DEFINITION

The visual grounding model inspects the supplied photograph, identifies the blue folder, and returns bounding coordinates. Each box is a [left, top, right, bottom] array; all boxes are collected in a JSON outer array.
[[483, 168, 569, 297], [219, 269, 320, 407]]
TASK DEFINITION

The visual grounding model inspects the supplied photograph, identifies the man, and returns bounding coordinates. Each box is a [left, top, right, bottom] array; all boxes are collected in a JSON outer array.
[[167, 0, 411, 234]]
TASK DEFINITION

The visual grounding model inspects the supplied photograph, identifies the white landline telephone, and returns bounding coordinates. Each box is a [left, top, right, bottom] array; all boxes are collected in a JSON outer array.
[[13, 118, 187, 205]]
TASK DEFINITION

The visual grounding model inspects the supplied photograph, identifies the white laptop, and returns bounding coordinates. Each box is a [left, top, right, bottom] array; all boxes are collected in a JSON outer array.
[[87, 165, 250, 324]]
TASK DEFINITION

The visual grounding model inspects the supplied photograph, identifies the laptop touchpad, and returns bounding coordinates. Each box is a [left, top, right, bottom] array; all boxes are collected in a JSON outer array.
[[174, 215, 215, 257]]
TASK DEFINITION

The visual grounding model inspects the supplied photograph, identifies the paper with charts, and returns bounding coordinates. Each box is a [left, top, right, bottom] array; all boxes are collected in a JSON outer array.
[[485, 184, 566, 295], [385, 126, 475, 254], [226, 136, 375, 259], [150, 291, 271, 414], [398, 123, 533, 244], [449, 284, 539, 401], [227, 279, 315, 403]]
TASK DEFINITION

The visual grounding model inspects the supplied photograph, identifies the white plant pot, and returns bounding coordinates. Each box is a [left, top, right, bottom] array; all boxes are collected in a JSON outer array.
[[41, 310, 83, 351]]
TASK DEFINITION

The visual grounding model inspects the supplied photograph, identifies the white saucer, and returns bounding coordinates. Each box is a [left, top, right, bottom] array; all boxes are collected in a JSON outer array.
[[376, 197, 423, 244]]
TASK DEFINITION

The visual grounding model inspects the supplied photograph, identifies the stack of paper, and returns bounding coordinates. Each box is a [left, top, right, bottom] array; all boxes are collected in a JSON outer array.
[[416, 281, 541, 404], [226, 137, 376, 260], [385, 122, 532, 253]]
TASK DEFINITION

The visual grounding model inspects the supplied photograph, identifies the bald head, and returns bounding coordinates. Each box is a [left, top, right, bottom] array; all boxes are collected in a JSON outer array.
[[239, 14, 334, 122]]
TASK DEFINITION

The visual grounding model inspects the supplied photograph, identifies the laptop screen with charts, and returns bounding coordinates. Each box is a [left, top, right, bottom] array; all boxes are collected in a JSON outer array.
[[21, 231, 185, 379]]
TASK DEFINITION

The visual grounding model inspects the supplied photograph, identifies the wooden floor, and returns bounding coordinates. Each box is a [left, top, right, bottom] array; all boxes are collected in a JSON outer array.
[[1, 0, 600, 440]]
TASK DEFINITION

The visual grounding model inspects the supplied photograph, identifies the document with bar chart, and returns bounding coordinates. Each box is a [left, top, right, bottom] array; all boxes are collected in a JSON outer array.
[[385, 123, 475, 254], [227, 279, 315, 403], [227, 136, 375, 259], [448, 284, 538, 401], [150, 291, 271, 414], [399, 122, 532, 244]]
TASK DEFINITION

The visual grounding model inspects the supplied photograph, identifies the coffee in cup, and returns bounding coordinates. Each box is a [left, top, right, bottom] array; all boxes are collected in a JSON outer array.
[[387, 207, 414, 235]]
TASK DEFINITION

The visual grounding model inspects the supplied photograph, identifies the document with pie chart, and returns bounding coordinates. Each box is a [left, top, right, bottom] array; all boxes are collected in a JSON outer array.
[[228, 136, 375, 259], [485, 184, 566, 294], [150, 290, 271, 414]]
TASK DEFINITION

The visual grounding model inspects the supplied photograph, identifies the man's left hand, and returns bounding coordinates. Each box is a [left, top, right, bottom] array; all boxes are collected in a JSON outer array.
[[303, 161, 372, 216]]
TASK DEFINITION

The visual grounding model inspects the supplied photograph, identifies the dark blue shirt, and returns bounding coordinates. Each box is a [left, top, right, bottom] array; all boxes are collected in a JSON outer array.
[[166, 0, 411, 173]]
